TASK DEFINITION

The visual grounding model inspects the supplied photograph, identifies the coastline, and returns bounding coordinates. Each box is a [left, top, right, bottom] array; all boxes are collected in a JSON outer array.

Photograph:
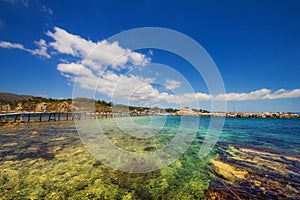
[[172, 107, 300, 118], [198, 111, 300, 118], [1, 110, 300, 127]]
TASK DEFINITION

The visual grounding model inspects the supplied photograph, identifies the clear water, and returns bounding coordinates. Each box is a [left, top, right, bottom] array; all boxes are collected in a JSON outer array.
[[209, 117, 300, 153], [119, 116, 300, 153], [0, 116, 299, 199]]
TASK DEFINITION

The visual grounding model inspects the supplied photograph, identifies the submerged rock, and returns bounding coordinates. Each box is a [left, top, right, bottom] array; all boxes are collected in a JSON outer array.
[[51, 137, 66, 141], [3, 142, 18, 147], [143, 146, 156, 151], [207, 144, 300, 199], [210, 158, 248, 181]]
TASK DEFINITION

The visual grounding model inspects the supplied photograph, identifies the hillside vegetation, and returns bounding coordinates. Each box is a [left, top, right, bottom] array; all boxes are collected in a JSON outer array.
[[0, 93, 179, 113]]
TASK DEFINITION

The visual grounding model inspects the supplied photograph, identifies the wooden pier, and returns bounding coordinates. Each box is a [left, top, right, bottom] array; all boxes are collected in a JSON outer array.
[[0, 111, 117, 124]]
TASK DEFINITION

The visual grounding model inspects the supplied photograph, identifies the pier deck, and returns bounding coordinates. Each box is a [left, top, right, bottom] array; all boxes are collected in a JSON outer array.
[[0, 111, 118, 124]]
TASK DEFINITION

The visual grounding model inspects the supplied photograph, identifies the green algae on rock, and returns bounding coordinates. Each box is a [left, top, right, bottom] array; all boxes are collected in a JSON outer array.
[[207, 144, 300, 199], [0, 120, 214, 199]]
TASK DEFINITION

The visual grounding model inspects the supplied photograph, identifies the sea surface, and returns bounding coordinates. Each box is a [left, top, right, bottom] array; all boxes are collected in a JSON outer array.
[[0, 116, 299, 199]]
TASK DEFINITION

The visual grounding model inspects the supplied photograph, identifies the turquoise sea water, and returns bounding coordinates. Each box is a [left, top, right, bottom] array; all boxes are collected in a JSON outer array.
[[128, 116, 300, 153], [212, 117, 300, 153], [0, 116, 299, 199]]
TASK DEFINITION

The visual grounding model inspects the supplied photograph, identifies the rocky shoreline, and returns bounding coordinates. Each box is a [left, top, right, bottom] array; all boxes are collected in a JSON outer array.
[[172, 107, 300, 118], [201, 112, 300, 118]]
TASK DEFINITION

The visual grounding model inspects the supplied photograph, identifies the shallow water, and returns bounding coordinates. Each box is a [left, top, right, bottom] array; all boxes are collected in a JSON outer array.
[[0, 116, 299, 199]]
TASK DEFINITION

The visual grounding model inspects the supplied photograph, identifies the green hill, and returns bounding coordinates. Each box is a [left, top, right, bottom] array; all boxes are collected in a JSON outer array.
[[0, 92, 33, 104]]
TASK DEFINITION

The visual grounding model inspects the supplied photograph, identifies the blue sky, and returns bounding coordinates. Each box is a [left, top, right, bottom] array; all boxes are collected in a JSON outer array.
[[0, 0, 299, 112]]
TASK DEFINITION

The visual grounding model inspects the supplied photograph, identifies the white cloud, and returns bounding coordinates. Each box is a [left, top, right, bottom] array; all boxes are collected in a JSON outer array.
[[0, 40, 50, 58], [57, 63, 96, 78], [195, 93, 212, 101], [46, 27, 95, 57], [262, 88, 300, 99], [31, 39, 50, 58], [73, 76, 98, 91], [47, 27, 150, 73], [214, 88, 271, 101], [48, 27, 159, 103], [158, 93, 178, 103], [98, 73, 159, 102], [210, 88, 300, 101], [156, 92, 211, 104], [0, 41, 25, 49], [165, 79, 181, 90]]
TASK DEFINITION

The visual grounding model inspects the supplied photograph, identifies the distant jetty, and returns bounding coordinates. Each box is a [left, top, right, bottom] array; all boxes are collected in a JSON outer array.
[[172, 107, 300, 118], [199, 112, 300, 118]]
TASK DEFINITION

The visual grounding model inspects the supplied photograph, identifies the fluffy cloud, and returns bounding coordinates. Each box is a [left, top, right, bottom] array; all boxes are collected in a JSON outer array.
[[149, 88, 300, 104], [99, 73, 160, 102], [46, 27, 95, 57], [0, 41, 24, 49], [0, 39, 50, 58], [56, 62, 159, 103], [165, 79, 181, 90], [47, 27, 150, 73], [262, 88, 300, 99], [57, 63, 96, 78], [46, 27, 159, 103], [31, 39, 50, 58], [214, 88, 271, 101], [212, 88, 300, 101]]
